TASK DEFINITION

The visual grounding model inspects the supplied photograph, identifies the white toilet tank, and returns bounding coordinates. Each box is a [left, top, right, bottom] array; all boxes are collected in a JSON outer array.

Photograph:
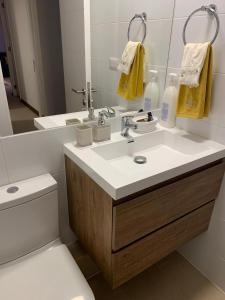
[[0, 174, 59, 265]]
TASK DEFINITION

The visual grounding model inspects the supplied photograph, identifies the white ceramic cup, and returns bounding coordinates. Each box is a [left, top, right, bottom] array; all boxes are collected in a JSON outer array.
[[75, 125, 93, 147]]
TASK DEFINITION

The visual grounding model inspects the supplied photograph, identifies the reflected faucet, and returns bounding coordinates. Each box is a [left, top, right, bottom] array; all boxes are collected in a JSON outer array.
[[121, 116, 137, 143], [72, 82, 97, 121], [86, 82, 96, 121]]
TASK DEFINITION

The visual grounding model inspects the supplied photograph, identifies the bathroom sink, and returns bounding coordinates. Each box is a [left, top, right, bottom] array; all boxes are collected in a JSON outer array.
[[64, 127, 225, 199], [91, 130, 210, 176]]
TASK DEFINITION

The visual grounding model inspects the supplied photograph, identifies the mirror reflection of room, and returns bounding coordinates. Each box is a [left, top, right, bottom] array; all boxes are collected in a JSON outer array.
[[0, 0, 66, 134], [35, 0, 176, 132], [90, 1, 174, 112]]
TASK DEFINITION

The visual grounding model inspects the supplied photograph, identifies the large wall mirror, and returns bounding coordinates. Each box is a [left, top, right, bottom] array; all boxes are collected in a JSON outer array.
[[0, 0, 175, 137]]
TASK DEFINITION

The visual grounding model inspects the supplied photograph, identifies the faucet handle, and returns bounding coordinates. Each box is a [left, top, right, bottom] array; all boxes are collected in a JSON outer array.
[[121, 115, 134, 130], [105, 107, 116, 118], [122, 115, 133, 124]]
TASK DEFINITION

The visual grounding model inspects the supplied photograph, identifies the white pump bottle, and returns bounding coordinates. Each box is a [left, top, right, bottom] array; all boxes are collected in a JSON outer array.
[[144, 70, 160, 111], [160, 73, 178, 128]]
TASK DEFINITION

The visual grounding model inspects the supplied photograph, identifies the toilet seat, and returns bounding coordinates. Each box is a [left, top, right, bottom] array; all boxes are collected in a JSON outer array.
[[0, 242, 95, 300]]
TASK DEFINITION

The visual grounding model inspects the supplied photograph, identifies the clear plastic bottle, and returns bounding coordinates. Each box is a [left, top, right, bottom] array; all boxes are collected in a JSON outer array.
[[144, 70, 160, 111], [160, 73, 178, 128]]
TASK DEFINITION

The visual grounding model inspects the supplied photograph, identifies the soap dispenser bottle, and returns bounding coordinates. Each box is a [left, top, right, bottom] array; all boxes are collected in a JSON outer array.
[[160, 73, 178, 128], [92, 111, 111, 142], [144, 70, 160, 111]]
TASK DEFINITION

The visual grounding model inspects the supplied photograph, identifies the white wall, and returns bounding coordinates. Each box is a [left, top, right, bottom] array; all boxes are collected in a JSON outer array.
[[90, 0, 175, 109], [0, 63, 13, 136], [34, 0, 66, 116], [59, 0, 86, 113], [0, 126, 76, 244], [167, 0, 225, 292]]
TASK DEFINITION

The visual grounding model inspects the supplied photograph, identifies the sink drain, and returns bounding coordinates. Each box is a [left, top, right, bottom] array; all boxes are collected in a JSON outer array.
[[7, 186, 19, 194], [134, 156, 147, 164]]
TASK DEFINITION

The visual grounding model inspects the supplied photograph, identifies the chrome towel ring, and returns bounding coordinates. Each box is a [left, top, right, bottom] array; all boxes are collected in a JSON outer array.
[[183, 4, 220, 45], [127, 12, 147, 44]]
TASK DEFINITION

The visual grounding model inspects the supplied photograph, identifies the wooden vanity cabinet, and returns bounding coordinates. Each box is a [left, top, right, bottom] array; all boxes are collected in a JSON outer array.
[[65, 156, 225, 288]]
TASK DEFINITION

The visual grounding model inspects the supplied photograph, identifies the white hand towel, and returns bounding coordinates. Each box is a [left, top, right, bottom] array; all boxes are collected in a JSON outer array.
[[117, 41, 140, 75], [180, 42, 209, 88]]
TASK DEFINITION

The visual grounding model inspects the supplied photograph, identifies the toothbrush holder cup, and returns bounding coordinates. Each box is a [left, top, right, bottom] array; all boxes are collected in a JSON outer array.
[[75, 125, 93, 147]]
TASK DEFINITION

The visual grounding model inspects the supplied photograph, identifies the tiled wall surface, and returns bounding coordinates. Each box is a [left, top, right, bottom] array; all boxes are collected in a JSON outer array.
[[168, 0, 225, 292], [91, 0, 175, 109], [0, 126, 76, 244]]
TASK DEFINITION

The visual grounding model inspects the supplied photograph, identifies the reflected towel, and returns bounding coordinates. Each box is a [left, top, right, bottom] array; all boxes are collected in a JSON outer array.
[[180, 42, 209, 88], [117, 43, 145, 100], [117, 41, 140, 75], [176, 44, 213, 119]]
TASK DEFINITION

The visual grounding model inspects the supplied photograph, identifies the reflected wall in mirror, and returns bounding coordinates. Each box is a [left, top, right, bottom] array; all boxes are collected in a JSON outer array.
[[91, 0, 175, 111]]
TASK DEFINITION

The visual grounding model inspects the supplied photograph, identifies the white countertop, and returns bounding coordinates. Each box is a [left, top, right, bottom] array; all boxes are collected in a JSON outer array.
[[64, 124, 225, 200], [34, 106, 129, 130]]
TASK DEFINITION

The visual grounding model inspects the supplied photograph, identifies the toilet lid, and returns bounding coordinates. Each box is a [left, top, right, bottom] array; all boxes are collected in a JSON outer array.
[[0, 244, 95, 300]]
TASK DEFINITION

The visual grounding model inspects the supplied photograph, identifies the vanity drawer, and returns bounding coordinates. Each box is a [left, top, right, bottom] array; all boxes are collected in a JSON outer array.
[[112, 201, 214, 288], [112, 162, 225, 251]]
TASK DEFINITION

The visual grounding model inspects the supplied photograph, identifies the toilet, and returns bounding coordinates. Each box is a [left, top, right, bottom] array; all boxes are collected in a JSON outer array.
[[0, 174, 95, 300]]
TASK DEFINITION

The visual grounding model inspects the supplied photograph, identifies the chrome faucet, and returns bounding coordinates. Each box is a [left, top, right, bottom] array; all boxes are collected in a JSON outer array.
[[86, 82, 96, 121], [121, 116, 137, 143]]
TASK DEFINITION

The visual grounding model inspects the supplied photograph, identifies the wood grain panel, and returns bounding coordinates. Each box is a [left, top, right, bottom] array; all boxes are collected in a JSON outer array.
[[65, 157, 113, 284], [113, 162, 225, 250], [112, 201, 215, 288]]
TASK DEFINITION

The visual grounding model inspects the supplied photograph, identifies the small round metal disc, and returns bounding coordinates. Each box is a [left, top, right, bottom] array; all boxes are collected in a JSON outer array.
[[134, 156, 147, 164], [7, 186, 19, 194]]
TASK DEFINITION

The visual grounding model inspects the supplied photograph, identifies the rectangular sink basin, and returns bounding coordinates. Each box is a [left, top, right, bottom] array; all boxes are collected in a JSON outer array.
[[92, 130, 211, 176], [64, 128, 225, 199]]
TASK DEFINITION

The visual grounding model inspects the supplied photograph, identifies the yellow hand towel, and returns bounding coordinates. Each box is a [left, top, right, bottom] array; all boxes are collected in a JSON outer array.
[[176, 44, 213, 119], [117, 43, 145, 100]]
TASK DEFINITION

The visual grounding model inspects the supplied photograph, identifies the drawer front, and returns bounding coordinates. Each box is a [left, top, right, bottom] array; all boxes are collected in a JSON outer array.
[[113, 162, 225, 251], [112, 201, 214, 288]]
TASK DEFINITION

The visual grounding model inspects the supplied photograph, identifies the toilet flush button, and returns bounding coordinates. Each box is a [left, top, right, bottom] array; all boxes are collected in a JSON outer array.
[[7, 186, 19, 194]]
